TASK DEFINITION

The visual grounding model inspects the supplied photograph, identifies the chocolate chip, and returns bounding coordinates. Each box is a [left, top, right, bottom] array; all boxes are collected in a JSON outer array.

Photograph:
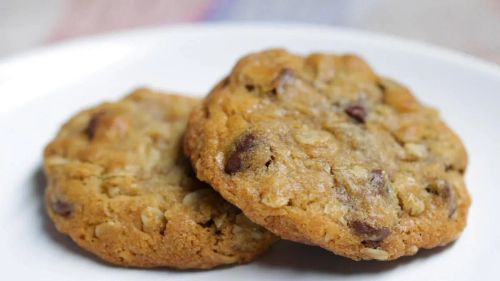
[[245, 84, 255, 91], [224, 134, 257, 174], [225, 153, 243, 175], [425, 180, 458, 217], [362, 239, 383, 249], [203, 106, 210, 118], [349, 220, 390, 241], [445, 164, 453, 172], [84, 111, 105, 140], [236, 134, 257, 152], [376, 81, 386, 92], [425, 185, 439, 195], [51, 200, 73, 217], [198, 218, 215, 228], [265, 155, 275, 168], [345, 105, 367, 123]]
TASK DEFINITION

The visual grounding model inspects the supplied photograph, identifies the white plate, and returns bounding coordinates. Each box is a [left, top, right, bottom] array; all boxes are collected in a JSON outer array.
[[1, 23, 499, 281]]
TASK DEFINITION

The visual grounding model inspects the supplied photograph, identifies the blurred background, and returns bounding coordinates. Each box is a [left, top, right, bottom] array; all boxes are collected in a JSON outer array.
[[1, 0, 499, 63]]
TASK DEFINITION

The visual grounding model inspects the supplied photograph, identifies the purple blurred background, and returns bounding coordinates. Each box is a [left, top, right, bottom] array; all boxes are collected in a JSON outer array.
[[1, 0, 499, 63]]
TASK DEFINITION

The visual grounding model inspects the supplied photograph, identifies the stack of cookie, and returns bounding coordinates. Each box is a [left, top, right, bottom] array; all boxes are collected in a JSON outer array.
[[43, 49, 471, 269]]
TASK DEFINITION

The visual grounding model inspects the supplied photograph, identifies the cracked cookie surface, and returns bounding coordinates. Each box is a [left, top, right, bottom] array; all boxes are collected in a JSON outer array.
[[44, 89, 276, 269], [184, 49, 471, 260]]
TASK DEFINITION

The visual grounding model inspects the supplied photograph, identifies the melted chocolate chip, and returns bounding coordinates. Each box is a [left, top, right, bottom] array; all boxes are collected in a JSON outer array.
[[198, 218, 215, 228], [350, 220, 391, 241], [425, 185, 439, 195], [362, 239, 383, 249], [245, 84, 255, 91], [425, 180, 458, 217], [203, 106, 210, 118], [345, 105, 367, 123], [236, 134, 257, 152], [51, 200, 73, 217], [376, 81, 387, 92], [225, 153, 243, 175], [269, 88, 278, 97], [159, 227, 166, 236], [224, 134, 257, 174], [265, 155, 275, 168], [84, 111, 105, 140]]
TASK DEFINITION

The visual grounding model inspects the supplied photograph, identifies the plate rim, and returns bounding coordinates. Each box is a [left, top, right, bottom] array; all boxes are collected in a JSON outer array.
[[0, 22, 499, 116], [0, 22, 499, 73]]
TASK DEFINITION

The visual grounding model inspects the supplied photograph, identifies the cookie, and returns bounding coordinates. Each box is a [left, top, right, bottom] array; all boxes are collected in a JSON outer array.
[[44, 89, 276, 269], [184, 49, 471, 261]]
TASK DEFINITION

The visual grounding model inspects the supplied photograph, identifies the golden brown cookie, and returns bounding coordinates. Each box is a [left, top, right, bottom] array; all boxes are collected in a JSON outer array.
[[44, 89, 276, 269], [184, 49, 471, 261]]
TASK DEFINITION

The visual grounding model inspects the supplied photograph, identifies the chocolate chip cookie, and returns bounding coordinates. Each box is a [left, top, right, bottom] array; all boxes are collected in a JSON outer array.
[[184, 49, 471, 260], [44, 89, 276, 269]]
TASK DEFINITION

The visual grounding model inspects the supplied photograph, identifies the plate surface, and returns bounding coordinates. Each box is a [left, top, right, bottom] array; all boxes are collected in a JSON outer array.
[[1, 23, 499, 281]]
